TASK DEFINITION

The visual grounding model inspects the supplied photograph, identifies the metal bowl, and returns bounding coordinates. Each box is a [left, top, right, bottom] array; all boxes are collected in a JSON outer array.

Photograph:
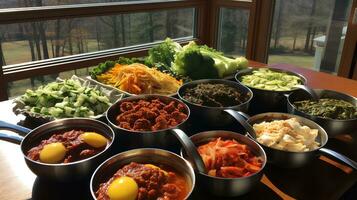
[[177, 79, 253, 128], [90, 148, 195, 199], [181, 130, 266, 197], [0, 118, 115, 181], [287, 89, 357, 136], [246, 112, 327, 168], [235, 67, 307, 113], [106, 94, 190, 151]]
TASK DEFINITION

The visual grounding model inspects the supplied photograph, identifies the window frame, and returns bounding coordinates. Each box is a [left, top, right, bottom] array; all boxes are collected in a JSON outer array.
[[1, 0, 355, 101]]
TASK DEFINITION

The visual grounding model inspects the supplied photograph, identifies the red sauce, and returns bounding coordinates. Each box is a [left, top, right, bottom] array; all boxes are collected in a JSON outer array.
[[116, 99, 188, 131], [96, 162, 189, 200], [198, 137, 263, 178], [27, 130, 107, 163]]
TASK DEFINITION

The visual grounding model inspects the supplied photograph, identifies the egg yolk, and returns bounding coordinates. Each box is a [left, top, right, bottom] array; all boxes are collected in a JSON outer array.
[[81, 132, 108, 148], [107, 176, 138, 200], [39, 142, 66, 164]]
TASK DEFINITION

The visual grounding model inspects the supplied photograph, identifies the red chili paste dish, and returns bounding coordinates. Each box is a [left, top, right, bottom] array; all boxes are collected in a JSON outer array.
[[115, 98, 188, 131], [96, 162, 189, 200], [27, 130, 109, 164]]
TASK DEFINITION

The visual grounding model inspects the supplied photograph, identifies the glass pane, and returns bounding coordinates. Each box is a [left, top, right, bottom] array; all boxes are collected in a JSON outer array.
[[268, 0, 353, 74], [0, 0, 150, 9], [217, 7, 250, 57], [7, 68, 92, 98], [0, 8, 194, 66]]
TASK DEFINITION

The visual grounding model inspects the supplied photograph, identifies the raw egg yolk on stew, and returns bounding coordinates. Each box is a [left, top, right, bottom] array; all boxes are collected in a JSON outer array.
[[39, 142, 66, 164], [81, 132, 108, 148], [107, 176, 138, 200]]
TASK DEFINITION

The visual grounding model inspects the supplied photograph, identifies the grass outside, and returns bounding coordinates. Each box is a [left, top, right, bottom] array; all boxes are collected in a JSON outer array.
[[268, 54, 315, 69], [2, 40, 101, 65], [8, 68, 91, 98]]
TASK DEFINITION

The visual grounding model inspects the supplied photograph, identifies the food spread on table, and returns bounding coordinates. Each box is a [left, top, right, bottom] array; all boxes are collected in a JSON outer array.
[[17, 78, 111, 118], [96, 162, 189, 200], [27, 130, 108, 164], [253, 118, 320, 152], [182, 83, 248, 107], [294, 98, 357, 120], [197, 137, 263, 178], [116, 98, 188, 131], [240, 68, 302, 91], [5, 37, 357, 199]]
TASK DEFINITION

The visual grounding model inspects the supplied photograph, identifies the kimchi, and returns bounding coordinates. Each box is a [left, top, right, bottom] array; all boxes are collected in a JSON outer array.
[[197, 137, 263, 178]]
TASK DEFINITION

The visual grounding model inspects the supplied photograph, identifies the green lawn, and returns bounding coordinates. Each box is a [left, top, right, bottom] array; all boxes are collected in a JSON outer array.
[[8, 67, 91, 98], [2, 40, 101, 65], [268, 54, 315, 69], [3, 40, 98, 98]]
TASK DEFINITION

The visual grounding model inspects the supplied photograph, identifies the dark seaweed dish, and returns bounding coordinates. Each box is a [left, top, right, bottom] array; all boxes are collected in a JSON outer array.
[[182, 83, 248, 107], [294, 98, 357, 120]]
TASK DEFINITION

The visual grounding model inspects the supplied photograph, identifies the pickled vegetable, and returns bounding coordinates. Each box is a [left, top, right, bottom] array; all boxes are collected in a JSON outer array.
[[198, 137, 263, 178], [294, 98, 357, 120], [240, 68, 302, 91]]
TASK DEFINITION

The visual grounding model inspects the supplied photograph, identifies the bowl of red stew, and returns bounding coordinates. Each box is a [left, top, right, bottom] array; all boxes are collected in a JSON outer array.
[[106, 95, 190, 151], [91, 148, 195, 200], [181, 130, 266, 197], [4, 118, 115, 181]]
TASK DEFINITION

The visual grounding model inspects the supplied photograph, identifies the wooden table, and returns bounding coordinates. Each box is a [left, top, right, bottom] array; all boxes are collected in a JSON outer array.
[[0, 62, 356, 200]]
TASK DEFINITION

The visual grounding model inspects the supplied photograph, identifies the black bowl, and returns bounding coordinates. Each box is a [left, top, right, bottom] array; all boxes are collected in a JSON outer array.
[[287, 89, 357, 136], [177, 79, 253, 128], [180, 130, 266, 197]]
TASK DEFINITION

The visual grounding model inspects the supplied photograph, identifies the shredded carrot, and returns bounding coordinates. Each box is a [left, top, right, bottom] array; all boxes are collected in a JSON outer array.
[[96, 63, 182, 95]]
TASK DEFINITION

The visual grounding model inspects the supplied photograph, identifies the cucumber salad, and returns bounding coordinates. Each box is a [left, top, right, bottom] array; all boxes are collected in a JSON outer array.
[[240, 68, 302, 91], [18, 79, 111, 118]]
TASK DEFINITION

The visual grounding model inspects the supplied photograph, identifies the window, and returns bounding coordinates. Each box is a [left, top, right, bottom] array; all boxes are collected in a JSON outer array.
[[0, 0, 151, 9], [7, 68, 92, 98], [268, 0, 353, 73], [1, 8, 194, 66], [217, 7, 250, 57], [2, 0, 355, 101]]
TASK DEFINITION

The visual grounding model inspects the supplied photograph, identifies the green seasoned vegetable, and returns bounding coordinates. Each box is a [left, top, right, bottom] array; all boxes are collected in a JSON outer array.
[[294, 98, 357, 120], [146, 38, 183, 70], [172, 44, 219, 80], [172, 41, 248, 79], [240, 68, 302, 91], [19, 79, 111, 118], [182, 83, 249, 107]]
